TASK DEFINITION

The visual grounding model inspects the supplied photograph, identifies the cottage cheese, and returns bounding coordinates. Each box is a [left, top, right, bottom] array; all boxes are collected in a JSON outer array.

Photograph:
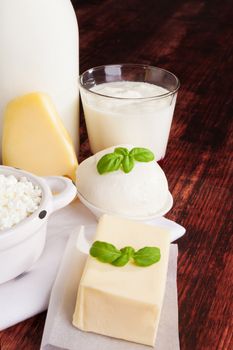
[[0, 175, 42, 231]]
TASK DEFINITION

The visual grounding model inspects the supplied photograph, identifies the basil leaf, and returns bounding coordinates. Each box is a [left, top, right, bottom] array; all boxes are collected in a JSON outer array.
[[133, 247, 161, 267], [130, 147, 155, 162], [97, 147, 155, 175], [122, 155, 134, 173], [90, 241, 160, 268], [111, 246, 135, 267], [114, 147, 129, 156], [97, 153, 123, 174], [90, 241, 121, 263], [120, 246, 135, 257], [111, 253, 130, 266]]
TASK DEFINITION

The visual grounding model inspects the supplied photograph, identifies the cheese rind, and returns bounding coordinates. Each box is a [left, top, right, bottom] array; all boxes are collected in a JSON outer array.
[[2, 93, 78, 181], [73, 215, 170, 346]]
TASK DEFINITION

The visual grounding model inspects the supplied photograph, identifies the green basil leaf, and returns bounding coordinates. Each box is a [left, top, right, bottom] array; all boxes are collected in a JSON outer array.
[[111, 246, 135, 266], [120, 246, 135, 257], [111, 253, 130, 266], [114, 147, 129, 156], [90, 241, 160, 268], [130, 147, 155, 162], [133, 247, 161, 267], [97, 153, 123, 174], [122, 155, 134, 173], [90, 241, 121, 263]]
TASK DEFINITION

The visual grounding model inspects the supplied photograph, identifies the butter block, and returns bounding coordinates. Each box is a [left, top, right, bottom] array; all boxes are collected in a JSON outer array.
[[73, 215, 170, 346], [2, 93, 78, 181]]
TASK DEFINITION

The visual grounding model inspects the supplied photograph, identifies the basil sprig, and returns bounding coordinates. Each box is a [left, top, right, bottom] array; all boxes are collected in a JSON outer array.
[[97, 147, 154, 175], [90, 241, 160, 267]]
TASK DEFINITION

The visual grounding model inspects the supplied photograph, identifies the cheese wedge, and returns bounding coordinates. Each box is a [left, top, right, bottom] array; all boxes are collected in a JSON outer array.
[[2, 93, 78, 181], [73, 215, 170, 346]]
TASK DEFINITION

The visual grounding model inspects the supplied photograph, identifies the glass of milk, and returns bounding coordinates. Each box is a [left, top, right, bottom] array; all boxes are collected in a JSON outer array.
[[79, 64, 180, 162]]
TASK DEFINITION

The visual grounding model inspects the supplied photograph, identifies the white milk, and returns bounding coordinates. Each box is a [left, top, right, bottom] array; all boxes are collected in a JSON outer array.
[[80, 81, 177, 160], [0, 0, 79, 158]]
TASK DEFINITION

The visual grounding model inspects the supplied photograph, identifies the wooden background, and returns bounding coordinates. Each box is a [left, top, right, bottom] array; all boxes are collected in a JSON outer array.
[[0, 0, 232, 349]]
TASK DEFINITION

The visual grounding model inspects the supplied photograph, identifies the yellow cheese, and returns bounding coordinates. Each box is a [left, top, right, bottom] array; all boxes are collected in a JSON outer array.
[[2, 93, 78, 181], [73, 215, 170, 346]]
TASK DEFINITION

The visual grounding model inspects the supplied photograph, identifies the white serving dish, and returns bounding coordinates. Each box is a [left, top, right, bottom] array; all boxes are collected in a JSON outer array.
[[0, 166, 77, 284], [76, 189, 173, 221]]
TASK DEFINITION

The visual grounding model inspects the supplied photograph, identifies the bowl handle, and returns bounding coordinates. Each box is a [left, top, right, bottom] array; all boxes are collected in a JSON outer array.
[[43, 176, 77, 212]]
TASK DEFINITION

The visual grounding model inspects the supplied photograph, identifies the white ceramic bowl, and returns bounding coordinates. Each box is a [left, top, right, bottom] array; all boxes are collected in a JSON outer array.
[[77, 189, 173, 221], [0, 166, 77, 284]]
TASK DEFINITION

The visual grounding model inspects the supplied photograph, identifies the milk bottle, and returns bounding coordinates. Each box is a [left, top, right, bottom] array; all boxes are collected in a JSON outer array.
[[0, 0, 79, 158]]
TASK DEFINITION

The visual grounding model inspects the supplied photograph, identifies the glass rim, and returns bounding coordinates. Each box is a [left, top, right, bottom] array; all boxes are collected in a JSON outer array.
[[79, 63, 180, 100]]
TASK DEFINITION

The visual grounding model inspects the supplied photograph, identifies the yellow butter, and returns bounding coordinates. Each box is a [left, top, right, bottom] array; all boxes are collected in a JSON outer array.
[[73, 215, 170, 346], [2, 93, 78, 181]]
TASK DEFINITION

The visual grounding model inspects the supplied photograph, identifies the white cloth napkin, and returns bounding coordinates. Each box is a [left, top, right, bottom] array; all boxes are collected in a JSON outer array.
[[41, 227, 180, 350], [0, 199, 185, 331]]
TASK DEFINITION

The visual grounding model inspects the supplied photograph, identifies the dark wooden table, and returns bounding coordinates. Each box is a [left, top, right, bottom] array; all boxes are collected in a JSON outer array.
[[0, 0, 232, 349]]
